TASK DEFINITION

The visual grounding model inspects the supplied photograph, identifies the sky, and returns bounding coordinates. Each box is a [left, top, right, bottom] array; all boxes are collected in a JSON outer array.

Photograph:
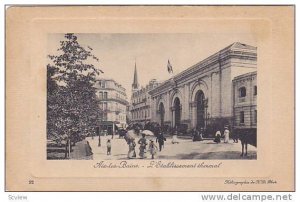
[[48, 33, 257, 99]]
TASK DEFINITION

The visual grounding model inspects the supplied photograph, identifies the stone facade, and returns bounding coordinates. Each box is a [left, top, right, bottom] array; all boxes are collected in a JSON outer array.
[[232, 71, 257, 129], [130, 79, 160, 124], [148, 42, 257, 130], [95, 78, 128, 133]]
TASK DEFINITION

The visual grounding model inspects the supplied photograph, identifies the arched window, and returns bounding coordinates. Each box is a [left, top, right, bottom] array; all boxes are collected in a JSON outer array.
[[239, 87, 246, 97]]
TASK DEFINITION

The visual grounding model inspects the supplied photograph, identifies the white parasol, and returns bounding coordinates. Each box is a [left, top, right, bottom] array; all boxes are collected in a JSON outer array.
[[141, 130, 155, 136]]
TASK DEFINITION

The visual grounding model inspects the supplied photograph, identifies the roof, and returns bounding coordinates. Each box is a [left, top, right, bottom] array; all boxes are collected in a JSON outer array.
[[149, 42, 257, 95], [172, 42, 257, 81], [233, 71, 257, 81], [132, 62, 139, 89]]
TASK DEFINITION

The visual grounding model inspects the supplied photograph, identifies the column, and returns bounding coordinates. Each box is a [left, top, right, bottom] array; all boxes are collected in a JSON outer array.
[[190, 101, 196, 128]]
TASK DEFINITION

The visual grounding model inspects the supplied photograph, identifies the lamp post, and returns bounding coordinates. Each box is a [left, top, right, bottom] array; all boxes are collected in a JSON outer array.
[[144, 111, 147, 128], [98, 115, 102, 147], [207, 112, 210, 126], [204, 98, 208, 129], [144, 102, 147, 128]]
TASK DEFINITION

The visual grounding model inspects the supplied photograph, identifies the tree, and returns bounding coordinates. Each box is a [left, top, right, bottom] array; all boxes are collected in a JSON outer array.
[[47, 33, 103, 143]]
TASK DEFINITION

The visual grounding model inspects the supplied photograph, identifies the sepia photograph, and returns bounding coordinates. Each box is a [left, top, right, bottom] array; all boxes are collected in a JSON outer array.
[[5, 5, 294, 191], [46, 33, 258, 160]]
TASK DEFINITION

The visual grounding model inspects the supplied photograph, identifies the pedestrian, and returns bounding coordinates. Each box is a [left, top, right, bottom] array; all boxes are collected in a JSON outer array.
[[85, 141, 93, 160], [106, 139, 112, 155], [138, 133, 147, 159], [192, 128, 203, 141], [199, 128, 204, 141], [134, 125, 141, 136], [148, 140, 158, 159], [214, 130, 221, 143], [156, 132, 166, 151], [128, 139, 137, 159], [224, 126, 230, 143], [172, 128, 179, 144], [98, 134, 101, 147]]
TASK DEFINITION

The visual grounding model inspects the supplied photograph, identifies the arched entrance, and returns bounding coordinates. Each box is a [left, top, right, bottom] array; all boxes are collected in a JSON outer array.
[[159, 103, 165, 127], [174, 97, 181, 127], [196, 90, 205, 129]]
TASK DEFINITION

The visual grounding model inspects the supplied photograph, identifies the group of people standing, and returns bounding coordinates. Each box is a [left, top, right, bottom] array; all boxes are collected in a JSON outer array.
[[213, 126, 230, 143], [127, 131, 167, 159]]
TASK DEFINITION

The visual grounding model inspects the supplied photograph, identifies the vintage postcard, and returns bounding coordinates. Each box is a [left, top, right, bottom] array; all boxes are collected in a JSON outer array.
[[6, 6, 294, 191]]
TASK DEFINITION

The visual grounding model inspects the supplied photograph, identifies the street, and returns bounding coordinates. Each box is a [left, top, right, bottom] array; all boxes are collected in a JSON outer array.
[[70, 135, 257, 160]]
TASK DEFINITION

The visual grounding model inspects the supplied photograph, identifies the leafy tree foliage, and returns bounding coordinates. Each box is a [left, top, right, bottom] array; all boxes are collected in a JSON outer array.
[[47, 33, 103, 141]]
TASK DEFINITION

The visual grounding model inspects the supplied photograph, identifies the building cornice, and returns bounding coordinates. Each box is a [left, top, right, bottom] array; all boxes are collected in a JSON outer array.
[[233, 71, 257, 83], [149, 42, 257, 97]]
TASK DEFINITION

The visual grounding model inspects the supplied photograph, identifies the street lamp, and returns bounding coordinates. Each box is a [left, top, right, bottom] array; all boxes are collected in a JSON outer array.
[[144, 102, 147, 127], [207, 112, 210, 126], [204, 98, 208, 129], [98, 116, 102, 147]]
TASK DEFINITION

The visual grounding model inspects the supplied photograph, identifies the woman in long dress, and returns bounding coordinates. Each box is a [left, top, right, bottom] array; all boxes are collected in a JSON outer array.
[[138, 133, 147, 159], [172, 129, 179, 144], [223, 127, 230, 143], [127, 139, 136, 159], [214, 130, 221, 143], [148, 140, 158, 159], [199, 128, 204, 141], [84, 140, 93, 160]]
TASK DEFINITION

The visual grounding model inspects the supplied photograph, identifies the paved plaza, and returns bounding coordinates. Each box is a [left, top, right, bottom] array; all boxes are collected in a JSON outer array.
[[70, 135, 257, 160]]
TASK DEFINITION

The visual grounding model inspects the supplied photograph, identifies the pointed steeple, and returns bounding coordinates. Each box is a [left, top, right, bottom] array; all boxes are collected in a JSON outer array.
[[132, 61, 139, 90]]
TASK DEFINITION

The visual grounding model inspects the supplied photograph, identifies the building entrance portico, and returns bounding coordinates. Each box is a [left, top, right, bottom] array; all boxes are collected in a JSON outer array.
[[148, 42, 257, 131]]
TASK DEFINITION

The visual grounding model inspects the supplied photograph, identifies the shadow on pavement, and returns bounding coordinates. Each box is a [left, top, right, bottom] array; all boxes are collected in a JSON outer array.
[[158, 151, 257, 160]]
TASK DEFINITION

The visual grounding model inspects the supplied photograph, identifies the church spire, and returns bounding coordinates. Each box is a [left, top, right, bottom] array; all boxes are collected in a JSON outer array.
[[132, 61, 139, 90]]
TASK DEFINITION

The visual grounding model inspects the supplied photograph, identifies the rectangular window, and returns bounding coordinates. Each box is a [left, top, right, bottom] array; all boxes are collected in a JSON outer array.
[[104, 92, 108, 99], [99, 92, 103, 99], [239, 87, 246, 97], [103, 102, 107, 110], [240, 111, 245, 124], [101, 81, 106, 88], [254, 110, 257, 123], [254, 86, 257, 96], [103, 113, 107, 121]]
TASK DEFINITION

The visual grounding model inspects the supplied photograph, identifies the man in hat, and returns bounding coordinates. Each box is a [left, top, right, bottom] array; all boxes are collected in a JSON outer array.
[[156, 131, 166, 151]]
